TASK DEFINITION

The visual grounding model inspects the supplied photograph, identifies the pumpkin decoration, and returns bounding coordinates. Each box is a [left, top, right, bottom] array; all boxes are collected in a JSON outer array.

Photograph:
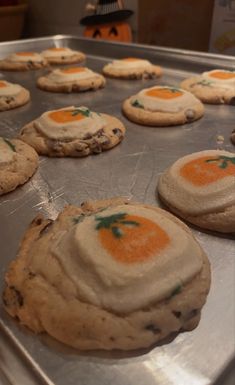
[[80, 0, 133, 43]]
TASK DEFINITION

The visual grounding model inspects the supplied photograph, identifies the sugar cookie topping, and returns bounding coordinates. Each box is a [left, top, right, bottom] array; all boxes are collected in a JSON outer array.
[[208, 70, 235, 80], [158, 150, 235, 215], [0, 80, 22, 96], [180, 155, 235, 186], [34, 106, 105, 140], [130, 86, 200, 113], [50, 204, 203, 313], [41, 47, 76, 58], [8, 52, 44, 63], [108, 57, 152, 70], [47, 67, 95, 83], [200, 70, 235, 89]]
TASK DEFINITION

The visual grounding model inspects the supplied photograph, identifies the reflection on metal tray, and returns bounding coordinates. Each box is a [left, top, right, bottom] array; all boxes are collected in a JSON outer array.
[[0, 35, 234, 385]]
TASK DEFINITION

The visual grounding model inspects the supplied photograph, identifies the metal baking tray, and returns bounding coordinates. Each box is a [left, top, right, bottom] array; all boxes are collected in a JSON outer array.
[[0, 35, 234, 385]]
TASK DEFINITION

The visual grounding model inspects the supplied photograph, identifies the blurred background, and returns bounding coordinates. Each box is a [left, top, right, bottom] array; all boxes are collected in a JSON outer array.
[[0, 0, 235, 55]]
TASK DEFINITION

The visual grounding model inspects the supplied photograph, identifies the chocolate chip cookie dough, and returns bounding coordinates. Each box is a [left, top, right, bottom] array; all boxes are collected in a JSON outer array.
[[0, 137, 38, 195], [123, 86, 204, 126], [19, 106, 125, 157], [0, 52, 48, 71], [0, 80, 30, 111], [103, 57, 162, 79], [158, 150, 235, 233], [3, 197, 210, 350], [180, 69, 235, 104], [41, 47, 86, 65], [37, 66, 105, 93]]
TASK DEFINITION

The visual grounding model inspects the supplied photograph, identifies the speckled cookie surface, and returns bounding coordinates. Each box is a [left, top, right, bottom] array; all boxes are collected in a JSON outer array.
[[41, 47, 86, 65], [19, 106, 125, 157], [3, 197, 210, 351], [158, 150, 235, 233], [37, 66, 105, 93], [0, 52, 48, 71], [103, 57, 162, 79], [180, 69, 235, 104], [0, 80, 30, 111], [0, 137, 38, 195], [123, 86, 204, 126]]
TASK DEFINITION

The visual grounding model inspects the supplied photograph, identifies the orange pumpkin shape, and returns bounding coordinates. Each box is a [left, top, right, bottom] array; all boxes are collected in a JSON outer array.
[[180, 155, 235, 186], [95, 212, 170, 263], [84, 22, 132, 42]]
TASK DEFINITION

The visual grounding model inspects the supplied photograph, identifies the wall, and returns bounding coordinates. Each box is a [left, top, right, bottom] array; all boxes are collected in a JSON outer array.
[[138, 0, 215, 51], [25, 0, 138, 39]]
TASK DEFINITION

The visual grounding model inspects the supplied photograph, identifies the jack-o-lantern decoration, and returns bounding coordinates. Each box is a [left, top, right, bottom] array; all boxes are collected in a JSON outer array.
[[80, 0, 133, 43]]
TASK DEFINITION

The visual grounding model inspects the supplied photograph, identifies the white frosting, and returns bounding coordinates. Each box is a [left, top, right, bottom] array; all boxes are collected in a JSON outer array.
[[7, 52, 43, 63], [34, 106, 106, 140], [0, 138, 16, 167], [0, 81, 22, 96], [201, 69, 235, 90], [130, 86, 201, 113], [50, 205, 203, 313], [158, 150, 235, 215], [107, 58, 152, 70], [41, 47, 76, 58], [47, 67, 96, 83]]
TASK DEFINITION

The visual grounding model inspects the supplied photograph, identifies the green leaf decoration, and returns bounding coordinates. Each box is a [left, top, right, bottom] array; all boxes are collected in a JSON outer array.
[[132, 99, 144, 109], [170, 284, 182, 297], [168, 87, 181, 93], [71, 108, 90, 117], [197, 79, 213, 87], [111, 226, 123, 238], [95, 212, 140, 238], [73, 215, 85, 224], [3, 138, 16, 152], [205, 156, 235, 169]]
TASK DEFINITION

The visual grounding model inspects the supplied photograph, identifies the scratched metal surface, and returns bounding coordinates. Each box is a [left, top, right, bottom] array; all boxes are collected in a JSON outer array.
[[0, 36, 234, 385]]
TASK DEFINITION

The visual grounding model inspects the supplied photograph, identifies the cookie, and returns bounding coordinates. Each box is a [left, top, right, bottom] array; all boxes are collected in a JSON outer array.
[[123, 86, 204, 126], [0, 52, 48, 71], [103, 57, 162, 79], [0, 137, 38, 195], [19, 106, 125, 157], [180, 69, 235, 104], [3, 197, 210, 350], [158, 150, 235, 233], [0, 80, 30, 111], [37, 66, 105, 93], [40, 47, 86, 65]]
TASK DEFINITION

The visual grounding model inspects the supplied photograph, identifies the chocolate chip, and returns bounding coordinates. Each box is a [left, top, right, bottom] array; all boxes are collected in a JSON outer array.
[[34, 217, 43, 226], [112, 128, 122, 137], [172, 310, 181, 319], [39, 220, 53, 236], [90, 140, 102, 154], [28, 271, 36, 279], [97, 135, 110, 146], [9, 286, 24, 307], [145, 323, 161, 334], [83, 133, 92, 140], [185, 109, 195, 120]]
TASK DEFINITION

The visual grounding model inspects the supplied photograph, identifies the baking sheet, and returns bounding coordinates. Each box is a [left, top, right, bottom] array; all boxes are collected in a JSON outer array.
[[0, 35, 234, 385]]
